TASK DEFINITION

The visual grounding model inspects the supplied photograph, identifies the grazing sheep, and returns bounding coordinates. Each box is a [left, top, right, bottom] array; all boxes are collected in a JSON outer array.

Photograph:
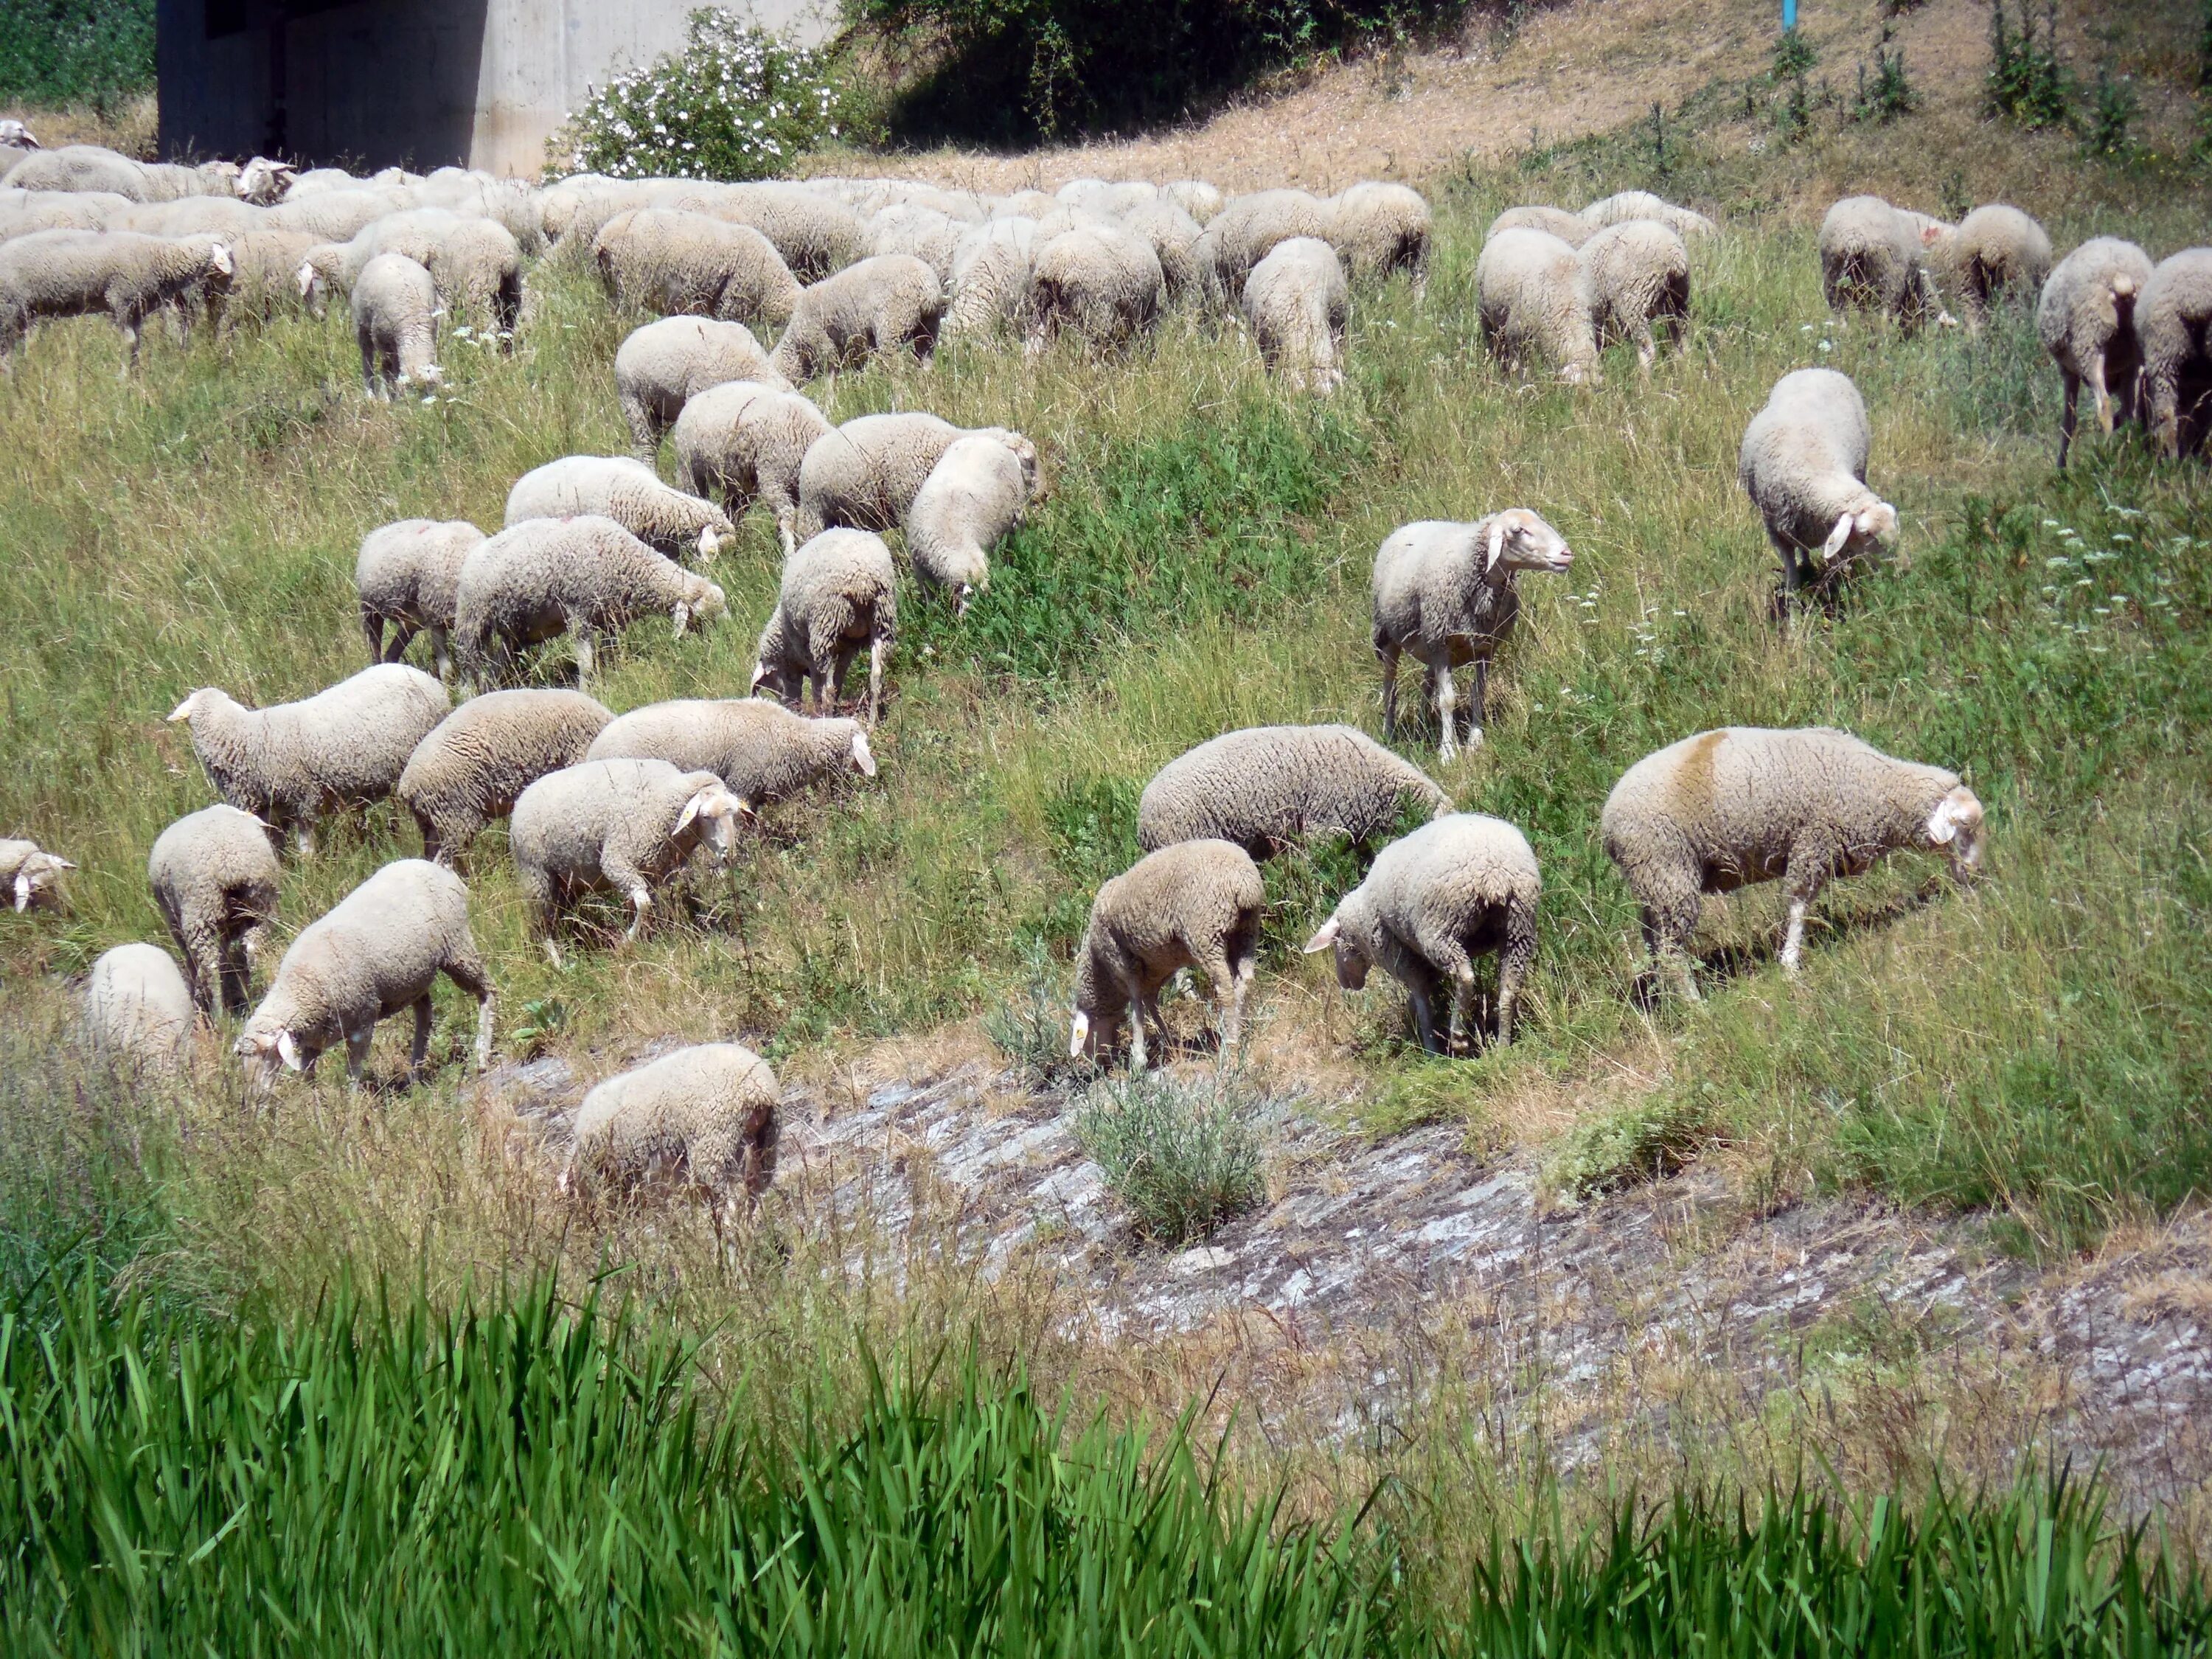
[[6, 144, 156, 200], [1371, 511, 1576, 761], [1738, 368, 1896, 602], [669, 380, 832, 557], [1328, 181, 1430, 287], [234, 858, 495, 1089], [168, 664, 450, 855], [1601, 726, 1985, 999], [1579, 190, 1716, 238], [943, 215, 1037, 341], [1118, 196, 1206, 304], [1027, 225, 1165, 352], [396, 689, 613, 864], [1475, 226, 1599, 384], [1579, 218, 1689, 370], [2140, 248, 2212, 462], [751, 529, 898, 726], [1242, 236, 1348, 394], [263, 186, 405, 243], [613, 315, 787, 457], [1930, 204, 2051, 330], [990, 189, 1059, 219], [1164, 179, 1224, 224], [504, 455, 735, 563], [1137, 725, 1450, 858], [586, 698, 876, 815], [336, 207, 521, 336], [509, 759, 745, 954], [561, 1043, 780, 1206], [1303, 813, 1540, 1052], [768, 253, 944, 382], [0, 189, 125, 243], [1057, 178, 1161, 216], [350, 252, 442, 400], [1201, 188, 1334, 296], [1, 837, 72, 913], [1070, 839, 1265, 1069], [795, 412, 1037, 541], [1819, 195, 1953, 330], [866, 202, 963, 282], [0, 229, 234, 370], [2037, 236, 2154, 468], [217, 228, 330, 324], [905, 433, 1034, 611], [83, 944, 195, 1080], [357, 518, 487, 678], [452, 515, 726, 689], [594, 207, 800, 330], [117, 195, 265, 237], [1486, 206, 1593, 247], [147, 804, 280, 1015], [706, 181, 866, 280]]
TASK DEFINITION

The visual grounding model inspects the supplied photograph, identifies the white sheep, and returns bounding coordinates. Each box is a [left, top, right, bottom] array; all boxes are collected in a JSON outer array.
[[235, 858, 495, 1089], [1579, 218, 1689, 371], [1027, 225, 1165, 352], [504, 455, 735, 563], [0, 229, 234, 371], [751, 528, 898, 727], [215, 227, 330, 326], [1486, 206, 1593, 247], [1303, 813, 1540, 1052], [1578, 190, 1716, 238], [168, 663, 451, 855], [705, 181, 866, 280], [1137, 726, 1450, 858], [2037, 236, 2154, 469], [1370, 511, 1576, 760], [1164, 179, 1223, 223], [1242, 236, 1347, 394], [942, 215, 1038, 341], [83, 943, 195, 1082], [235, 156, 298, 205], [1602, 726, 1985, 999], [357, 518, 487, 678], [1818, 195, 1953, 330], [1474, 226, 1599, 384], [594, 207, 800, 330], [263, 185, 404, 243], [1930, 204, 2051, 331], [397, 689, 614, 864], [613, 315, 787, 457], [5, 144, 157, 200], [1328, 181, 1430, 288], [768, 253, 944, 382], [0, 189, 125, 243], [350, 252, 442, 400], [148, 804, 280, 1015], [1117, 196, 1206, 305], [2140, 248, 2212, 462], [1738, 367, 1896, 603], [866, 202, 963, 283], [669, 380, 832, 558], [585, 697, 876, 816], [1200, 189, 1334, 297], [324, 207, 521, 337], [1, 837, 73, 913], [561, 1043, 780, 1207], [905, 433, 1034, 612], [795, 412, 1037, 542]]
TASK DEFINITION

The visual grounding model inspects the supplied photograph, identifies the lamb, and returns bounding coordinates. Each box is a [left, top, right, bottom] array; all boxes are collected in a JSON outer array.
[[508, 759, 745, 954], [1486, 206, 1593, 247], [942, 216, 1037, 341], [794, 412, 1037, 541], [1328, 181, 1430, 287], [905, 433, 1034, 611], [1579, 190, 1717, 238], [83, 944, 195, 1081], [1818, 195, 1953, 330], [1200, 189, 1334, 296], [1068, 839, 1265, 1069], [504, 455, 735, 563], [751, 529, 898, 726], [2139, 248, 2212, 462], [560, 1043, 780, 1206], [1, 837, 73, 913], [167, 664, 448, 855], [147, 804, 280, 1015], [594, 207, 800, 330], [356, 518, 487, 678], [705, 181, 866, 281], [585, 698, 876, 815], [1027, 225, 1165, 352], [768, 254, 944, 382], [1737, 368, 1896, 602], [1474, 226, 1599, 384], [396, 689, 614, 864], [234, 858, 495, 1089], [451, 515, 726, 689], [1930, 204, 2051, 331], [1578, 218, 1690, 370], [349, 252, 442, 400], [0, 229, 234, 371], [2036, 236, 2154, 468], [669, 380, 832, 557], [1370, 511, 1576, 761], [1601, 726, 1985, 1000], [1136, 725, 1450, 858], [866, 203, 963, 283], [1242, 236, 1348, 394], [1302, 813, 1540, 1053], [613, 315, 787, 457]]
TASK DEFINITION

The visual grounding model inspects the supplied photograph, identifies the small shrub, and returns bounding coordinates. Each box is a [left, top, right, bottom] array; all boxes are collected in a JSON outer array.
[[2077, 64, 2139, 159], [1849, 40, 1916, 123], [0, 0, 153, 106], [1770, 27, 1818, 82], [1544, 1089, 1715, 1200], [1985, 0, 2069, 129], [1074, 1070, 1268, 1245], [984, 939, 1090, 1088]]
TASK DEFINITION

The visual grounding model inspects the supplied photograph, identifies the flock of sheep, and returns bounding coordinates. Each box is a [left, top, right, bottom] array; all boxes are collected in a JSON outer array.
[[4, 119, 2205, 1211]]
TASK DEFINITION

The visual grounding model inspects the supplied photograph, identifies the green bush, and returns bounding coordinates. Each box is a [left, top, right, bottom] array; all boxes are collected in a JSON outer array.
[[1985, 0, 2069, 128], [1075, 1069, 1268, 1244], [0, 0, 153, 107], [2078, 64, 2139, 159]]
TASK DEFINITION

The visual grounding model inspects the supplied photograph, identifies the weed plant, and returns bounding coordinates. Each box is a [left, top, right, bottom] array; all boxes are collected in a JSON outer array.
[[0, 0, 151, 106], [1075, 1069, 1269, 1244]]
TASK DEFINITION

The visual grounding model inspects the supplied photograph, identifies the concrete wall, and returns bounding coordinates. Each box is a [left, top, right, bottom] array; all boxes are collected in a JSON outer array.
[[159, 0, 832, 177]]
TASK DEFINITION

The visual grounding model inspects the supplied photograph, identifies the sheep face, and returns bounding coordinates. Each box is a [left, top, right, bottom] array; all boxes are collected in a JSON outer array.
[[237, 157, 297, 204], [751, 655, 799, 702], [1301, 915, 1371, 990], [673, 580, 726, 636], [234, 1020, 307, 1091], [849, 728, 877, 777], [0, 120, 38, 148], [1819, 498, 1897, 565], [1922, 785, 1986, 877], [1488, 509, 1573, 575], [675, 782, 748, 864], [12, 851, 72, 914], [167, 688, 223, 726], [1067, 1004, 1123, 1060]]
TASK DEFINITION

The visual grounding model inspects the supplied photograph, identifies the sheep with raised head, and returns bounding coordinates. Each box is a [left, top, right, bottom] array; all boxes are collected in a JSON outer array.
[[1, 837, 72, 914], [83, 944, 195, 1081], [357, 518, 486, 678], [1738, 367, 1896, 603], [613, 315, 787, 457], [1579, 218, 1689, 371], [1818, 195, 1953, 330], [561, 1043, 780, 1206], [768, 253, 944, 382], [594, 207, 800, 330], [751, 528, 898, 727], [396, 689, 614, 864], [795, 411, 1037, 541], [2037, 236, 2154, 469], [905, 433, 1034, 612], [1070, 839, 1265, 1070], [586, 698, 876, 816], [148, 804, 280, 1015], [0, 229, 234, 370], [670, 380, 832, 557], [349, 252, 442, 400], [2140, 248, 2212, 462], [1475, 226, 1599, 384], [1137, 725, 1450, 859], [504, 455, 735, 564]]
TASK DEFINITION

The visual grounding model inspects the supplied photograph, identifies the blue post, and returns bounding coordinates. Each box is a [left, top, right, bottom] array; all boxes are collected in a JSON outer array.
[[1783, 0, 1797, 29]]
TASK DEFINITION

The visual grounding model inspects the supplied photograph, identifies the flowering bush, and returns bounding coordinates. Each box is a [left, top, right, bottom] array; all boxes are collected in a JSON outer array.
[[546, 10, 852, 181]]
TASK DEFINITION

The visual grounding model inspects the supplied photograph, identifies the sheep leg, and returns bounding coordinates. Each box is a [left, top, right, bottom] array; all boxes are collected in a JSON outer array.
[[293, 818, 316, 858], [1200, 949, 1241, 1056], [1377, 642, 1401, 741], [1496, 923, 1534, 1048], [441, 950, 495, 1068], [1778, 835, 1834, 975], [344, 1025, 375, 1088], [624, 884, 653, 943], [429, 625, 452, 683], [407, 995, 434, 1082], [867, 632, 887, 728], [1125, 991, 1149, 1071], [571, 627, 596, 685], [383, 620, 420, 664], [361, 609, 386, 661], [2056, 370, 2079, 469], [1434, 664, 1458, 762], [1468, 657, 1489, 750], [1632, 315, 1657, 373], [1407, 981, 1440, 1055], [2088, 352, 2114, 436], [1780, 900, 1809, 975], [1638, 887, 1703, 1004]]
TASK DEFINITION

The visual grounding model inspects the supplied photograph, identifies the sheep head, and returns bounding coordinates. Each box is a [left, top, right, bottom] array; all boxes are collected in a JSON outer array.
[[0, 119, 38, 149], [1301, 914, 1371, 990], [237, 157, 297, 204], [234, 1020, 305, 1091], [167, 688, 226, 726], [1484, 509, 1574, 577], [1818, 497, 1897, 565], [1923, 785, 1986, 878], [672, 577, 726, 636], [12, 850, 73, 914], [674, 780, 750, 863]]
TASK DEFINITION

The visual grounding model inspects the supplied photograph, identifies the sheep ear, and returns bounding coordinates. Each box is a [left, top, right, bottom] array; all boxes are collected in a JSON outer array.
[[167, 695, 197, 722], [276, 1030, 303, 1071], [852, 731, 877, 777], [1820, 512, 1855, 560], [697, 525, 720, 560], [1301, 917, 1341, 954], [1068, 1011, 1089, 1057], [1925, 801, 1957, 845], [1486, 520, 1506, 571], [11, 874, 28, 912], [735, 798, 758, 823], [674, 792, 706, 834]]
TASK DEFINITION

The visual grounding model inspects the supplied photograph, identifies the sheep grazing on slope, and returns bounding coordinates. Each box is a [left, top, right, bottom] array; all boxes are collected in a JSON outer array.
[[905, 433, 1034, 612], [83, 944, 195, 1081], [1, 837, 73, 913], [1486, 205, 1593, 248], [1137, 725, 1450, 859], [2140, 248, 2212, 462], [1370, 510, 1576, 761], [705, 181, 866, 281], [586, 698, 875, 817], [561, 1043, 781, 1207], [795, 411, 1037, 541], [1027, 224, 1166, 353], [1242, 236, 1348, 395], [1602, 726, 1985, 1001], [866, 202, 963, 283], [1070, 839, 1265, 1070], [397, 689, 615, 864], [768, 253, 944, 382], [1118, 197, 1206, 305], [1328, 181, 1430, 288], [1475, 227, 1599, 384], [1738, 367, 1896, 605], [1930, 204, 2051, 331], [235, 858, 495, 1090], [452, 515, 726, 689], [1579, 218, 1690, 370], [613, 315, 787, 457], [1304, 813, 1540, 1053], [669, 380, 832, 558], [751, 529, 899, 726], [357, 518, 487, 678], [168, 664, 451, 855], [2037, 236, 2154, 469], [504, 455, 735, 563], [594, 207, 801, 330], [0, 229, 234, 371], [1579, 190, 1716, 239], [1201, 189, 1334, 297], [509, 759, 745, 956], [350, 253, 442, 400], [943, 216, 1039, 341], [1818, 195, 1954, 331], [148, 804, 280, 1015]]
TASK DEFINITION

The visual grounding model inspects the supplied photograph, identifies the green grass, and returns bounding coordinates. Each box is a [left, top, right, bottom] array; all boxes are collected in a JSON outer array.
[[0, 0, 153, 106]]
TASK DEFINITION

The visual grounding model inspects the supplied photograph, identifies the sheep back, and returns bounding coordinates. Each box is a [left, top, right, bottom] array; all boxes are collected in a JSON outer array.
[[567, 1043, 779, 1198], [1137, 724, 1449, 858], [397, 689, 615, 859]]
